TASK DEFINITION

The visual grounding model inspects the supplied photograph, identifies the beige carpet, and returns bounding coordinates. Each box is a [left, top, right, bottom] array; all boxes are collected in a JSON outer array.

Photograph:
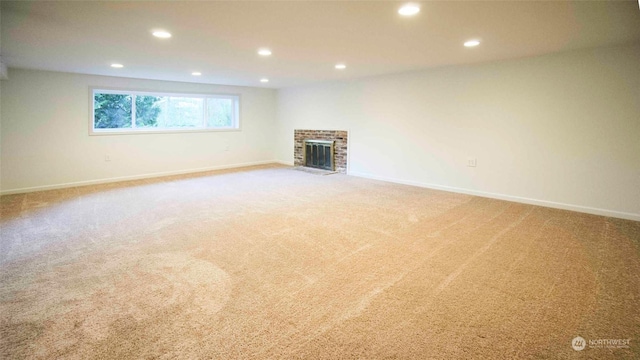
[[1, 165, 638, 359]]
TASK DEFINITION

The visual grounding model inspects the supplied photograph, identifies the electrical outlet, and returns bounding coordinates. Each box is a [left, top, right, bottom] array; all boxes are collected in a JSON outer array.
[[224, 146, 230, 152], [105, 154, 111, 162], [467, 158, 476, 167]]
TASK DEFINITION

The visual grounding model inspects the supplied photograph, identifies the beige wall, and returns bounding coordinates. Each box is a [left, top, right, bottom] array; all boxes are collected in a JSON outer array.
[[1, 6, 3, 193], [276, 44, 640, 220], [0, 69, 277, 193], [2, 45, 639, 220]]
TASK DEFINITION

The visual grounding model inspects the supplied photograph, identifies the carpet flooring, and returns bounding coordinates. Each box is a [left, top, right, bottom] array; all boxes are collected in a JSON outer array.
[[1, 165, 639, 359]]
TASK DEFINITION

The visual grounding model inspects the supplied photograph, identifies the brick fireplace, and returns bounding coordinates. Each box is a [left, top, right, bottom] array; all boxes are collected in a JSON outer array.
[[294, 130, 348, 173]]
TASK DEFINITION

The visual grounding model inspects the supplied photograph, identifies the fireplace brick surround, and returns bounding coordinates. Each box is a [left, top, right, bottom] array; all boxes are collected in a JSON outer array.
[[294, 130, 348, 173]]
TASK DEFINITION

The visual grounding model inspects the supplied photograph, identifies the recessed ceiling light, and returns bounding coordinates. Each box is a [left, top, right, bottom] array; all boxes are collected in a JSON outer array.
[[111, 63, 124, 68], [258, 48, 272, 56], [260, 78, 269, 83], [152, 30, 172, 39], [398, 3, 420, 16], [464, 40, 481, 47], [335, 64, 346, 70], [192, 72, 202, 76]]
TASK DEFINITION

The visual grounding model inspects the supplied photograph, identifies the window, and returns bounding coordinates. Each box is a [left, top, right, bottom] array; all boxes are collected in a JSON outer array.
[[90, 88, 240, 134]]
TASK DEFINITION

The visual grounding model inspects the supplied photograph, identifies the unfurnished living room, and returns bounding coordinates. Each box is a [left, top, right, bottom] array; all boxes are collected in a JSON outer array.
[[1, 1, 639, 359]]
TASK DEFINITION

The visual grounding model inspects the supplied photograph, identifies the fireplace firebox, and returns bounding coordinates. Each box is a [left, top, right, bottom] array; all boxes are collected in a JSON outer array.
[[304, 139, 335, 171]]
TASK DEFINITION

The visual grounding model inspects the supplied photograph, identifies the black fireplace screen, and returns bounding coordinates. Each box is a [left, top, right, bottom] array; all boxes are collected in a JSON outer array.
[[305, 140, 334, 171]]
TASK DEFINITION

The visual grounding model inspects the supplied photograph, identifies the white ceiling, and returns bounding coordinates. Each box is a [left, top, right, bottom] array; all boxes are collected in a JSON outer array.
[[2, 0, 640, 89]]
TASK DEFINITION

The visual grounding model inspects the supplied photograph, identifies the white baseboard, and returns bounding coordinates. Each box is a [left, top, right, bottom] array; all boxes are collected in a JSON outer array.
[[0, 160, 280, 196], [4, 164, 638, 222], [349, 171, 640, 222], [275, 160, 295, 166]]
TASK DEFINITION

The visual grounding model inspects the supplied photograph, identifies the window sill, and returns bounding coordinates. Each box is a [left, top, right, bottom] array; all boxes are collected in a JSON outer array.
[[89, 128, 241, 136]]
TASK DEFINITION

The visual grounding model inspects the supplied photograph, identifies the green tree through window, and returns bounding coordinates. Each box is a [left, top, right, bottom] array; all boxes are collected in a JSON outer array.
[[94, 94, 162, 129], [94, 94, 132, 129], [92, 89, 239, 133], [135, 95, 162, 127]]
